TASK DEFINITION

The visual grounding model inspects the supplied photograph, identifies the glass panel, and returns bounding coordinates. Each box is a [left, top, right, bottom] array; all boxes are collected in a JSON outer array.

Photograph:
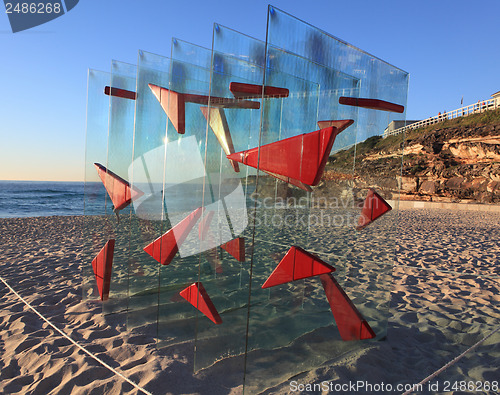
[[82, 69, 110, 303], [126, 51, 170, 331], [242, 6, 409, 392], [266, 5, 408, 144], [242, 38, 325, 394], [171, 38, 212, 69], [192, 25, 264, 375], [156, 56, 211, 352], [211, 23, 266, 68], [102, 61, 137, 316]]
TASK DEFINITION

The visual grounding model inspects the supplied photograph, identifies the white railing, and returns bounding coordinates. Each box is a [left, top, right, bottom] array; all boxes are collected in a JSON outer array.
[[384, 97, 499, 138]]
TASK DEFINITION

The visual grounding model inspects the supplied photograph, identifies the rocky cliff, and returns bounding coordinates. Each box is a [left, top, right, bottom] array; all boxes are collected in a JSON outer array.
[[323, 108, 500, 204]]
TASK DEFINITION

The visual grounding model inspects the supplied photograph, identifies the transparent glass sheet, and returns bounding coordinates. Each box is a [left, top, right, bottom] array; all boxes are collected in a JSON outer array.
[[211, 23, 266, 68], [347, 108, 406, 338], [171, 38, 212, 69], [102, 61, 137, 316], [127, 51, 170, 330], [156, 57, 211, 351], [242, 6, 409, 392], [265, 5, 408, 145], [82, 69, 110, 302], [192, 26, 265, 374], [264, 27, 363, 265], [242, 39, 329, 395]]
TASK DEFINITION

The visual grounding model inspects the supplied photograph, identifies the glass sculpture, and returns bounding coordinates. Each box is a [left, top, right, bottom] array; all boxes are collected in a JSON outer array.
[[83, 5, 411, 392]]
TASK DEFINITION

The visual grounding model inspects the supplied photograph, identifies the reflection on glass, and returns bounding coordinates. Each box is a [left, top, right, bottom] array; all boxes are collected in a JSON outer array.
[[127, 51, 170, 332], [83, 69, 110, 304], [101, 61, 137, 316]]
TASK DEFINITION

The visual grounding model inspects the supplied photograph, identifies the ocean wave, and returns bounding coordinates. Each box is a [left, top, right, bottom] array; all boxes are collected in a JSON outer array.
[[6, 188, 82, 195]]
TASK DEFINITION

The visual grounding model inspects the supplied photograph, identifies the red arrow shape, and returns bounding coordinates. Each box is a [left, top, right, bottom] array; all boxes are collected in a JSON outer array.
[[262, 246, 335, 288], [220, 237, 245, 262], [227, 126, 339, 187], [320, 273, 376, 341], [144, 207, 203, 265], [356, 188, 392, 230], [179, 282, 222, 324], [91, 239, 115, 301], [94, 163, 143, 212]]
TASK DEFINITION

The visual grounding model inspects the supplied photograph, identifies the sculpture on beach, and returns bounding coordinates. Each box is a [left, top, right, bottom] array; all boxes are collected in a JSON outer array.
[[84, 4, 408, 391]]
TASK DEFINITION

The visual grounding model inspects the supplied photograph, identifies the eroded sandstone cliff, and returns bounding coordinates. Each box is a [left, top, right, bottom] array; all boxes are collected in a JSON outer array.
[[323, 109, 500, 204]]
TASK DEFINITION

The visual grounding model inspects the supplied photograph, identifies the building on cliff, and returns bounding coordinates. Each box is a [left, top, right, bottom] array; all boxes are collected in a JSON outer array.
[[492, 90, 500, 104], [384, 120, 419, 137]]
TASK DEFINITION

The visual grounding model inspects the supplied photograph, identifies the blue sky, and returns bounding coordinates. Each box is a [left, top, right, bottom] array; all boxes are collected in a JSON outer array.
[[1, 0, 499, 181]]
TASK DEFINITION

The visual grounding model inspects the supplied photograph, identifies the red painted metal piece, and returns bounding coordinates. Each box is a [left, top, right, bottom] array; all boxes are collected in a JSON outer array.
[[229, 82, 289, 98], [143, 207, 203, 265], [148, 84, 260, 134], [179, 282, 222, 324], [339, 97, 404, 113], [94, 163, 144, 212], [91, 239, 115, 301], [220, 237, 245, 262], [200, 107, 239, 172], [148, 84, 185, 134], [356, 188, 392, 230], [262, 246, 335, 289], [198, 210, 215, 241], [104, 86, 136, 100], [227, 126, 339, 187], [320, 273, 376, 341], [317, 119, 354, 133]]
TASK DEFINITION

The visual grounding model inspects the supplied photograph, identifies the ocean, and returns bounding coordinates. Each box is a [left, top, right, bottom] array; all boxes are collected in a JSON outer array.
[[0, 181, 100, 218], [0, 180, 253, 218]]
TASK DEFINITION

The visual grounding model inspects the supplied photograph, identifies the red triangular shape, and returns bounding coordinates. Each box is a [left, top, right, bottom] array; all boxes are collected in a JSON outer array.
[[91, 239, 115, 301], [179, 282, 222, 324], [94, 163, 143, 212], [317, 119, 354, 133], [356, 188, 392, 230], [227, 127, 338, 186], [262, 246, 335, 288], [220, 237, 245, 262], [144, 207, 203, 265], [149, 84, 186, 134], [320, 273, 376, 341]]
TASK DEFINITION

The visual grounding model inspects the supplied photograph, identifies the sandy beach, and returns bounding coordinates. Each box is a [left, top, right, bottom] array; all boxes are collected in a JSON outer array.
[[0, 208, 498, 394]]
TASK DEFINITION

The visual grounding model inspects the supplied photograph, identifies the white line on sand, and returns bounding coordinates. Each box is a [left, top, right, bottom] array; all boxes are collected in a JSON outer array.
[[0, 275, 153, 395], [401, 324, 500, 395]]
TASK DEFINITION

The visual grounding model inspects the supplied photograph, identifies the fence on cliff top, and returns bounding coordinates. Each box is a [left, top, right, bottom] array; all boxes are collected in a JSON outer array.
[[384, 97, 500, 138]]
